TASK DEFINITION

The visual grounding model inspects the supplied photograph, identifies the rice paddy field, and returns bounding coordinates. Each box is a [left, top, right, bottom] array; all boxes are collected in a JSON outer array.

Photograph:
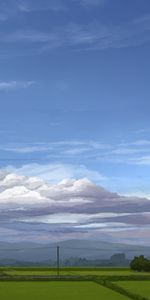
[[116, 281, 150, 299], [0, 267, 150, 299], [1, 267, 150, 277], [0, 281, 130, 300]]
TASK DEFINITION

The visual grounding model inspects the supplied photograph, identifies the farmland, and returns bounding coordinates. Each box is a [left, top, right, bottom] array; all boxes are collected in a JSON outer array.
[[1, 267, 150, 277], [116, 281, 150, 299], [0, 281, 129, 300], [0, 267, 150, 300]]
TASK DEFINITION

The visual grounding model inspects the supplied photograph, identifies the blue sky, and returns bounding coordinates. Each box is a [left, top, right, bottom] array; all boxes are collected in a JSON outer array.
[[1, 0, 150, 196]]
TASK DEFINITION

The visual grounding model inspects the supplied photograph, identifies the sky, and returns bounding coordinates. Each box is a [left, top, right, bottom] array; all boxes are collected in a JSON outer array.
[[0, 0, 150, 245]]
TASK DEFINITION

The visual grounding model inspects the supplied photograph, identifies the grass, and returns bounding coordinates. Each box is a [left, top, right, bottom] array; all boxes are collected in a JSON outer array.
[[3, 267, 150, 277], [0, 281, 130, 300], [116, 281, 150, 299], [3, 270, 58, 276], [0, 267, 150, 300]]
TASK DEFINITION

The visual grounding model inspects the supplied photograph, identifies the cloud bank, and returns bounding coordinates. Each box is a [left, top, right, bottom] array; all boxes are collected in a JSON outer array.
[[0, 170, 150, 244]]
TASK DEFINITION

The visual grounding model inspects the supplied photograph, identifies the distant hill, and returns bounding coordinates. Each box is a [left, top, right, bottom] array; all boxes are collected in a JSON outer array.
[[0, 239, 150, 263]]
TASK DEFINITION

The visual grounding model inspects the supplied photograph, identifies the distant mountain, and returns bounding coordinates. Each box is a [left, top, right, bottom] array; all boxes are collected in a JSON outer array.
[[52, 239, 150, 260], [0, 239, 150, 263]]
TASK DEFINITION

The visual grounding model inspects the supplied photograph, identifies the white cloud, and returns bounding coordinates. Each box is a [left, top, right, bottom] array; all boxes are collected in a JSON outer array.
[[0, 186, 45, 203], [0, 170, 149, 215], [6, 163, 107, 184], [0, 81, 34, 91], [0, 140, 111, 155], [76, 222, 129, 229], [4, 146, 50, 154], [110, 148, 147, 155], [64, 147, 92, 155], [0, 170, 150, 243], [21, 212, 131, 224]]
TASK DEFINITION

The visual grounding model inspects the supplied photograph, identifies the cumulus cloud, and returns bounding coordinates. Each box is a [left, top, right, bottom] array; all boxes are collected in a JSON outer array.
[[0, 170, 150, 244]]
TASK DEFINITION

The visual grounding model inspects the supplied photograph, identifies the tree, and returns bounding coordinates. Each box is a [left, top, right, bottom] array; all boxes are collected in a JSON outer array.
[[130, 255, 150, 272]]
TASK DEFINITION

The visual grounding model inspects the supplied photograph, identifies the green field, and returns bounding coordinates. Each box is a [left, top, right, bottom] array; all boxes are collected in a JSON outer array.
[[116, 281, 150, 299], [2, 267, 150, 277], [0, 281, 129, 300], [3, 270, 60, 276], [1, 267, 150, 300]]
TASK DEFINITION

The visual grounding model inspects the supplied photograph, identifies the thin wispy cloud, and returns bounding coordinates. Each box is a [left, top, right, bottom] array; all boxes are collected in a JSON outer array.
[[130, 155, 150, 166], [132, 140, 150, 146], [3, 146, 50, 154], [0, 0, 67, 22], [17, 0, 67, 12], [110, 147, 149, 155], [80, 0, 106, 7], [0, 0, 106, 19], [1, 31, 53, 43], [0, 140, 111, 154], [0, 81, 34, 91], [7, 163, 107, 184], [1, 13, 150, 54], [1, 138, 150, 167]]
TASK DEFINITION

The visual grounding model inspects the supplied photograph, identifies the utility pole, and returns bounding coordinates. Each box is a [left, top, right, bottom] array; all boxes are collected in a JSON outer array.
[[57, 246, 60, 277]]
